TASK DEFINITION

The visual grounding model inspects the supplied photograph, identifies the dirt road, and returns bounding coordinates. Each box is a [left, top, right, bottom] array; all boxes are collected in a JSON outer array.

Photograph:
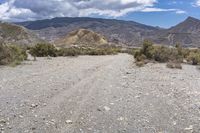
[[0, 54, 200, 133]]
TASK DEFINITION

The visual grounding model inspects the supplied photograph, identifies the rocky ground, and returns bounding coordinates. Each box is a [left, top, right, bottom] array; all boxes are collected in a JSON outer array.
[[0, 54, 200, 133]]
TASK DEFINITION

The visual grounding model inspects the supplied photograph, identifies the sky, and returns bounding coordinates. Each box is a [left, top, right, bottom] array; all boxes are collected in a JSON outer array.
[[0, 0, 200, 28]]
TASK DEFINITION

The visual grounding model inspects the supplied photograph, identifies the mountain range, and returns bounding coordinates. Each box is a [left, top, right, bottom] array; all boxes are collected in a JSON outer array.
[[1, 16, 200, 47]]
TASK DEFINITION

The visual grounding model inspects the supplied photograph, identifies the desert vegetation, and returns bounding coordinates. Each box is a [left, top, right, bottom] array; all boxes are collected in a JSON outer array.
[[29, 43, 121, 57], [134, 40, 200, 68], [0, 44, 27, 66]]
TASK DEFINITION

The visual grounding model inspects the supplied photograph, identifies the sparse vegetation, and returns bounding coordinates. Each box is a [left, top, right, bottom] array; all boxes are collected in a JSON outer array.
[[134, 40, 200, 68], [30, 44, 121, 57], [0, 44, 27, 66]]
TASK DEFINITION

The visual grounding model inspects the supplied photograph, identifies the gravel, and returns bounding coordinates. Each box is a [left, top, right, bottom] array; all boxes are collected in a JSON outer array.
[[0, 54, 200, 133]]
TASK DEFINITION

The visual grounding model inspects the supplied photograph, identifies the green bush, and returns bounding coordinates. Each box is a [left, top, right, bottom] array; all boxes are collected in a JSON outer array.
[[0, 45, 27, 66], [186, 52, 200, 65], [29, 43, 58, 57]]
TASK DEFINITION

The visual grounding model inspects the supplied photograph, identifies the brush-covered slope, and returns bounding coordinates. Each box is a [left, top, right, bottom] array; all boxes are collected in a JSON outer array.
[[55, 29, 108, 47], [0, 22, 44, 47]]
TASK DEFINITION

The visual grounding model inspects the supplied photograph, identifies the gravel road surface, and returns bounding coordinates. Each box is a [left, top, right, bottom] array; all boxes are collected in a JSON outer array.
[[0, 54, 200, 133]]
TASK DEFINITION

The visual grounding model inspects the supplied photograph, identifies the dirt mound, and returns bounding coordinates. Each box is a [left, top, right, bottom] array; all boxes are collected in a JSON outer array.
[[55, 29, 108, 47]]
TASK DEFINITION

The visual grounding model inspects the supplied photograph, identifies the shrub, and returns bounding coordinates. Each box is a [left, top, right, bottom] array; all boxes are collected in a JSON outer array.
[[186, 52, 200, 65], [166, 62, 182, 69], [154, 46, 170, 62], [0, 44, 27, 66], [154, 46, 183, 63], [29, 43, 58, 57], [141, 40, 155, 59]]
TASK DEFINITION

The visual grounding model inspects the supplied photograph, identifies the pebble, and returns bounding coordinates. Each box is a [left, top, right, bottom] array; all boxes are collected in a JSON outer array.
[[173, 121, 177, 126], [0, 119, 6, 124], [184, 125, 193, 132], [117, 117, 124, 121], [31, 103, 38, 108], [126, 72, 131, 74], [19, 115, 24, 118], [104, 106, 111, 111], [65, 120, 73, 124]]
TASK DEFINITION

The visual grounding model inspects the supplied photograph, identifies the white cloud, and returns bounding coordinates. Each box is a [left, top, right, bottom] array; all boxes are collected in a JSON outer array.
[[196, 0, 200, 6], [0, 0, 186, 22], [142, 7, 186, 14]]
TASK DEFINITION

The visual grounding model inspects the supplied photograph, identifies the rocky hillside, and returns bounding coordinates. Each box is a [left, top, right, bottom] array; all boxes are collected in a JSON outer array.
[[17, 17, 159, 47], [0, 22, 44, 47], [154, 17, 200, 47], [55, 29, 108, 47]]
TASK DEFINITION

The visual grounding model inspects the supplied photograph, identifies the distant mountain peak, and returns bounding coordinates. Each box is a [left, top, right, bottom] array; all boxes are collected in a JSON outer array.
[[185, 16, 200, 23]]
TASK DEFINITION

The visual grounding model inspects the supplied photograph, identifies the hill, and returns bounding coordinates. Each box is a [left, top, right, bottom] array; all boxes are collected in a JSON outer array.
[[55, 29, 108, 47], [0, 22, 44, 47]]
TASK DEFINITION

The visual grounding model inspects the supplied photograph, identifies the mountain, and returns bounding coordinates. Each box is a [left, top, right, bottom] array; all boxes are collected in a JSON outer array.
[[154, 17, 200, 47], [0, 22, 44, 47], [17, 17, 159, 47], [16, 16, 200, 47], [55, 29, 108, 47]]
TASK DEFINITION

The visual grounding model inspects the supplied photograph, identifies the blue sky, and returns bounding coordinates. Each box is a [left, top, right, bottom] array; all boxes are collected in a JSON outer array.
[[119, 0, 200, 28], [0, 0, 200, 28]]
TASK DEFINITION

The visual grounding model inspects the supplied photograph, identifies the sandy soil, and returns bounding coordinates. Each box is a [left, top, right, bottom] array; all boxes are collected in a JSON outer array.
[[0, 54, 200, 133]]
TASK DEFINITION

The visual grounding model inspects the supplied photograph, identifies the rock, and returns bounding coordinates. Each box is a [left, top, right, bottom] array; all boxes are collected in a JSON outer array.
[[31, 103, 38, 108], [135, 95, 140, 99], [126, 72, 131, 74], [184, 125, 193, 132], [0, 119, 6, 124], [97, 108, 102, 111], [65, 120, 73, 124], [183, 59, 187, 63], [19, 115, 24, 118], [104, 106, 111, 111], [117, 117, 124, 121]]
